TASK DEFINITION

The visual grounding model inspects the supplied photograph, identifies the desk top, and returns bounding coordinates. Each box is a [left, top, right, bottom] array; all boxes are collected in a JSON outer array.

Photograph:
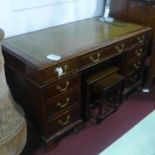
[[2, 17, 149, 67]]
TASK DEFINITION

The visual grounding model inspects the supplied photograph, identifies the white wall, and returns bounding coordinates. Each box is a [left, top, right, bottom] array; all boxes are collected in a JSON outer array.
[[0, 0, 103, 38]]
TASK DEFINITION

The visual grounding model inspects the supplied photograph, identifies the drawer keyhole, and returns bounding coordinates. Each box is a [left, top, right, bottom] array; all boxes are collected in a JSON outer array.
[[55, 65, 68, 78]]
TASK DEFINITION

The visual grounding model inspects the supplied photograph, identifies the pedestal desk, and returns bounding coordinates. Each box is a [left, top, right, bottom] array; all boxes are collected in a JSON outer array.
[[1, 17, 152, 146]]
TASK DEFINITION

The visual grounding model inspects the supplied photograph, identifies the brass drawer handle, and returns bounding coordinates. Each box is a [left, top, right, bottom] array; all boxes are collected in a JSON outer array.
[[56, 81, 70, 92], [89, 52, 101, 63], [55, 65, 68, 78], [137, 35, 145, 43], [133, 64, 139, 69], [135, 48, 143, 57], [139, 48, 143, 52], [133, 61, 140, 69], [57, 97, 70, 108], [115, 44, 125, 53], [58, 115, 70, 126], [135, 51, 141, 57]]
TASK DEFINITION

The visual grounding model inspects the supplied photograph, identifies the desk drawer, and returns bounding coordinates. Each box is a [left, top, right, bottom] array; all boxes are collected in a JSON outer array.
[[41, 58, 79, 83], [46, 89, 80, 116], [47, 105, 81, 135], [80, 49, 111, 67], [80, 40, 128, 68], [112, 39, 129, 54], [127, 44, 146, 63], [126, 60, 141, 75], [125, 72, 140, 88], [43, 73, 81, 99], [129, 32, 149, 46]]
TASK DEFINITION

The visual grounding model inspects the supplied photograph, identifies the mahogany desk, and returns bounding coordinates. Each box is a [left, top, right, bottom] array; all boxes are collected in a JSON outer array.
[[1, 17, 152, 146]]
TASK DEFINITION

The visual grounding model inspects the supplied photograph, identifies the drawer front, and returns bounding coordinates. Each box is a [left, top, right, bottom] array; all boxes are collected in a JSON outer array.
[[130, 32, 149, 46], [44, 73, 81, 99], [47, 105, 81, 135], [80, 49, 107, 67], [46, 89, 80, 116], [112, 39, 129, 54], [80, 40, 128, 68], [41, 58, 79, 83], [127, 44, 146, 64], [125, 60, 141, 75], [125, 72, 140, 88]]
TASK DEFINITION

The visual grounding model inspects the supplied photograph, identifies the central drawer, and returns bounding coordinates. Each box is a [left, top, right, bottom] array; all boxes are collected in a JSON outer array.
[[80, 39, 129, 68]]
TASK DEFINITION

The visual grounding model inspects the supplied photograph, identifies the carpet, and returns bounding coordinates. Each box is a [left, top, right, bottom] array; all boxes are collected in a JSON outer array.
[[99, 110, 155, 155], [21, 92, 155, 155]]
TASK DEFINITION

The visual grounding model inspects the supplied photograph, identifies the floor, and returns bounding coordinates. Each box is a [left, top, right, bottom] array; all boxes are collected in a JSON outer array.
[[21, 91, 155, 155]]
